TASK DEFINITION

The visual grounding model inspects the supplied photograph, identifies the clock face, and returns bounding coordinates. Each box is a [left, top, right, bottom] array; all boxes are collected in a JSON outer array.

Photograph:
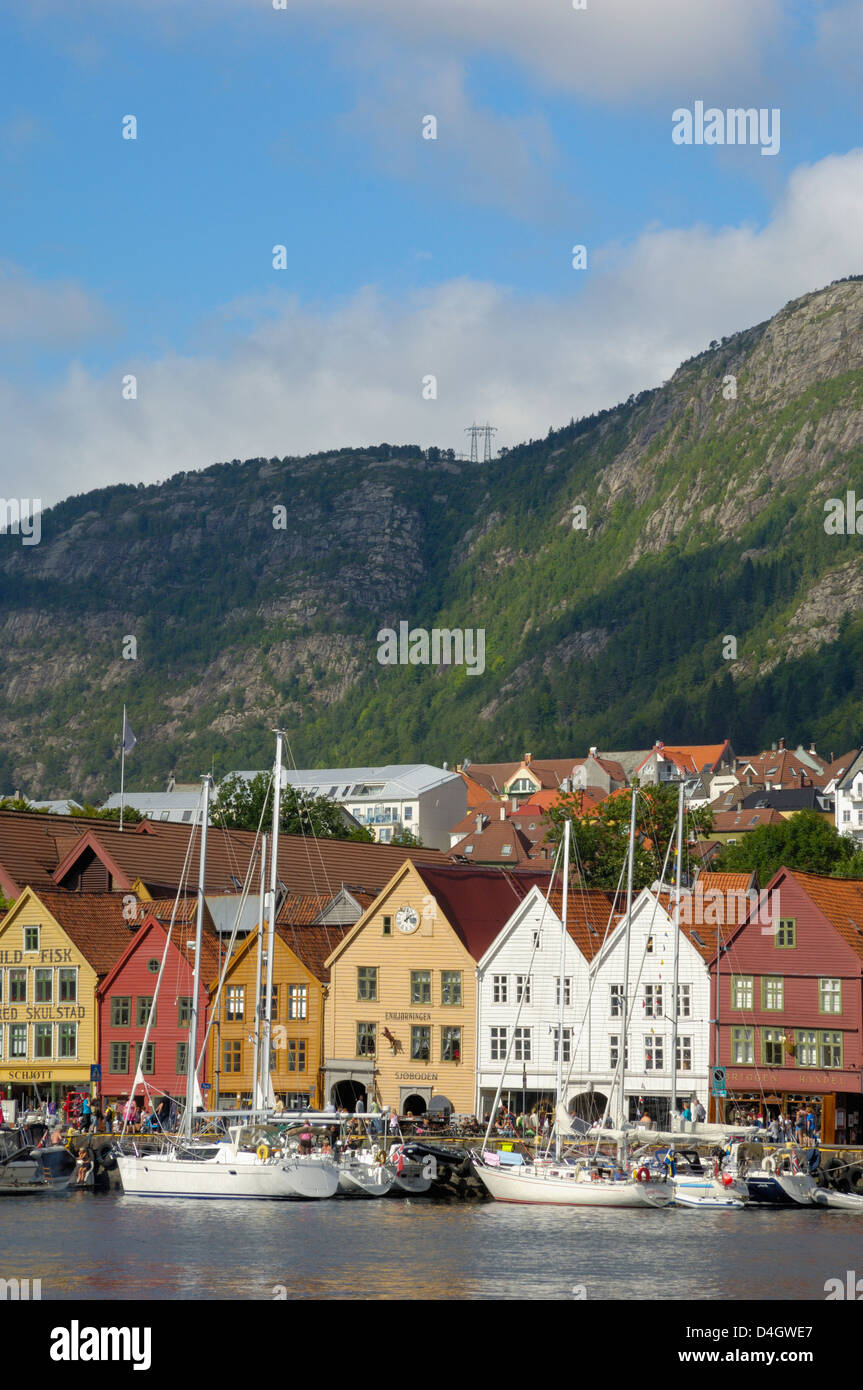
[[396, 905, 419, 934]]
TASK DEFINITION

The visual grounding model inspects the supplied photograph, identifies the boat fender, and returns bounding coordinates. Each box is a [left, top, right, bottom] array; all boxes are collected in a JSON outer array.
[[636, 1165, 651, 1184], [256, 1143, 270, 1162], [722, 1172, 734, 1188]]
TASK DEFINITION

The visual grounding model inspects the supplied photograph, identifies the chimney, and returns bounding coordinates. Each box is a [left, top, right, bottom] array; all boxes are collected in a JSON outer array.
[[500, 805, 506, 821], [524, 753, 532, 765], [589, 747, 597, 758], [771, 742, 777, 752], [778, 737, 785, 751], [809, 741, 816, 755], [475, 814, 484, 833]]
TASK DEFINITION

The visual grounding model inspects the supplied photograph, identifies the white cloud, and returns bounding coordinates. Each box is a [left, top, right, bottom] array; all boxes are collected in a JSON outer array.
[[3, 150, 862, 508], [0, 263, 113, 344]]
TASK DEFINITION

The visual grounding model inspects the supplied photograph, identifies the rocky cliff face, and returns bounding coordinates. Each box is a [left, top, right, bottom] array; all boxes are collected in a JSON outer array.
[[3, 278, 863, 799]]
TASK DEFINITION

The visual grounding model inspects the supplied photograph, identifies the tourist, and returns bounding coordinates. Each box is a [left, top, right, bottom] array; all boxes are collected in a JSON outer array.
[[75, 1146, 93, 1186], [298, 1123, 313, 1155], [388, 1111, 399, 1135], [682, 1104, 692, 1123], [355, 1095, 365, 1115], [693, 1099, 706, 1123], [80, 1094, 92, 1133], [640, 1108, 652, 1129], [794, 1109, 807, 1144]]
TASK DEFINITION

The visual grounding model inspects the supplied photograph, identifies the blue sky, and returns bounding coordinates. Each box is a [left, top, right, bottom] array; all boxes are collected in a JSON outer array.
[[2, 0, 862, 504]]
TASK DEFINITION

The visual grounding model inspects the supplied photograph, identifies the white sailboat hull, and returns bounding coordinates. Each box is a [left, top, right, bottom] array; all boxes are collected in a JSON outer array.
[[116, 1148, 339, 1200], [472, 1158, 672, 1207], [337, 1158, 394, 1197]]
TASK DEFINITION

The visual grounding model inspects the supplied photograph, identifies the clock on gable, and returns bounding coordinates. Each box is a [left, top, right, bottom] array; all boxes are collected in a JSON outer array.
[[396, 905, 419, 934]]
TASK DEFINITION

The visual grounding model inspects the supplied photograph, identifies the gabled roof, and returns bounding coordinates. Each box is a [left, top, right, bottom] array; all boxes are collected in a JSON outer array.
[[0, 808, 135, 896], [275, 922, 351, 983], [19, 889, 134, 976], [98, 910, 221, 996], [413, 864, 551, 960], [459, 771, 495, 809], [277, 892, 336, 926], [450, 820, 542, 866], [712, 808, 785, 831], [547, 887, 623, 961], [695, 870, 758, 893], [463, 758, 578, 794], [778, 870, 863, 966]]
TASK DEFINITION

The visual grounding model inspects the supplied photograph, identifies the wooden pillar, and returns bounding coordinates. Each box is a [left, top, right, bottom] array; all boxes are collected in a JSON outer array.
[[821, 1093, 836, 1145]]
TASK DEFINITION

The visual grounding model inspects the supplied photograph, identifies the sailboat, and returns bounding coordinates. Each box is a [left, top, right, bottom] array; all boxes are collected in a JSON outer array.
[[471, 810, 672, 1208], [116, 736, 339, 1200]]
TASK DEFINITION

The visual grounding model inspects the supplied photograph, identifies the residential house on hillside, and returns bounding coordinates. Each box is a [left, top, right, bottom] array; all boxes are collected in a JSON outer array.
[[710, 808, 786, 844], [834, 749, 863, 846], [570, 751, 627, 795], [738, 788, 835, 821], [322, 862, 551, 1115], [459, 755, 583, 806], [450, 805, 554, 869], [635, 740, 736, 786], [224, 764, 466, 850], [710, 868, 863, 1143], [0, 888, 131, 1110], [735, 741, 833, 791]]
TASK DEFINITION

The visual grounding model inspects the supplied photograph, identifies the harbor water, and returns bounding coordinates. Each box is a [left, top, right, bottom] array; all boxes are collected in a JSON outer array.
[[2, 1193, 861, 1300]]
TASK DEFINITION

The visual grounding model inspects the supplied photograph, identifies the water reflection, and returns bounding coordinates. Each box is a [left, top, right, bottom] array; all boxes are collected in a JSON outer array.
[[0, 1193, 857, 1300]]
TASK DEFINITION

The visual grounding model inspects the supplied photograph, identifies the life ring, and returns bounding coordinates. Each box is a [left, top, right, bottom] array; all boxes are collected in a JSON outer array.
[[763, 1155, 776, 1172], [636, 1165, 651, 1183], [256, 1143, 270, 1162]]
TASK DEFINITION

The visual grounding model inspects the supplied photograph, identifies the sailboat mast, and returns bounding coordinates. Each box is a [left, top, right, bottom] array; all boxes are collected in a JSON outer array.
[[618, 784, 638, 1131], [670, 779, 685, 1124], [185, 774, 211, 1142], [252, 833, 267, 1115], [264, 732, 284, 1109], [555, 818, 571, 1160]]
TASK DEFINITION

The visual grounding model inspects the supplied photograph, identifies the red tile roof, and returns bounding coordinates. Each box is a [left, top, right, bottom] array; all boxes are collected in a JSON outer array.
[[275, 922, 351, 982], [30, 890, 135, 976], [713, 809, 784, 831], [413, 864, 551, 960], [781, 870, 863, 965], [547, 887, 623, 960]]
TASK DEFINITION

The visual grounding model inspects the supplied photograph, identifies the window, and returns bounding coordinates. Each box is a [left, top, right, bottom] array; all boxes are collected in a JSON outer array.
[[492, 975, 508, 1004], [177, 997, 191, 1029], [134, 1042, 155, 1074], [441, 971, 462, 1006], [610, 984, 624, 1017], [10, 1025, 26, 1061], [147, 958, 160, 975], [609, 1035, 629, 1068], [223, 1040, 242, 1073], [58, 1023, 77, 1059], [775, 919, 796, 949], [58, 968, 77, 1003], [644, 984, 663, 1019], [382, 915, 392, 936], [177, 1042, 188, 1075], [532, 931, 542, 950], [358, 967, 378, 1002], [796, 1029, 818, 1067], [34, 969, 53, 1004], [819, 978, 842, 1014], [356, 1022, 376, 1056], [762, 976, 784, 1011], [288, 985, 308, 1020], [404, 806, 413, 821], [676, 1035, 692, 1071], [731, 976, 753, 1010], [226, 985, 244, 1021], [644, 1035, 664, 1070], [762, 1027, 784, 1066], [555, 977, 571, 1007], [646, 936, 654, 954], [137, 997, 155, 1028], [23, 926, 39, 953], [515, 975, 531, 1005], [34, 1023, 52, 1059], [513, 1027, 531, 1061], [411, 1026, 431, 1061], [441, 1026, 461, 1062], [490, 1026, 507, 1061], [288, 1040, 307, 1072], [410, 971, 431, 1005], [676, 984, 691, 1018], [820, 1031, 843, 1069], [110, 996, 130, 1028], [259, 983, 278, 1019], [731, 1026, 754, 1064], [553, 1027, 571, 1063], [9, 970, 26, 1004], [109, 1041, 129, 1073]]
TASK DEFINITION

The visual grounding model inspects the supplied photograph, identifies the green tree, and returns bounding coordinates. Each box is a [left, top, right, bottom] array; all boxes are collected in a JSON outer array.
[[390, 828, 424, 848], [70, 802, 144, 823], [216, 772, 374, 841], [545, 784, 713, 890], [715, 810, 863, 881]]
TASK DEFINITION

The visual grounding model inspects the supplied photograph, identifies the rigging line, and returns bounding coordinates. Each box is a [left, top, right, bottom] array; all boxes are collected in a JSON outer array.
[[197, 770, 274, 1079], [281, 732, 339, 907], [120, 792, 201, 1139], [481, 838, 565, 1154]]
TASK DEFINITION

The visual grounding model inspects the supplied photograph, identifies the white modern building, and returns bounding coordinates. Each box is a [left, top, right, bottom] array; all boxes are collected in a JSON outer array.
[[102, 784, 204, 824], [224, 763, 466, 851]]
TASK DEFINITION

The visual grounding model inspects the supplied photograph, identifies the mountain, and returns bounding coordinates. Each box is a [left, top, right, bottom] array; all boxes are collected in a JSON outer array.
[[3, 276, 863, 800]]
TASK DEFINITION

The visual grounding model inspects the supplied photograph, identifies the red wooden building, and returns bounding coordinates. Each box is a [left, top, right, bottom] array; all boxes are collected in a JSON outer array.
[[97, 899, 220, 1109], [709, 867, 863, 1142]]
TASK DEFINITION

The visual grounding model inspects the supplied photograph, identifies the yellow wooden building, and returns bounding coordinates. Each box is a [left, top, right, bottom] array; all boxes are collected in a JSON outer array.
[[0, 888, 131, 1107], [323, 861, 537, 1115], [207, 922, 348, 1109]]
